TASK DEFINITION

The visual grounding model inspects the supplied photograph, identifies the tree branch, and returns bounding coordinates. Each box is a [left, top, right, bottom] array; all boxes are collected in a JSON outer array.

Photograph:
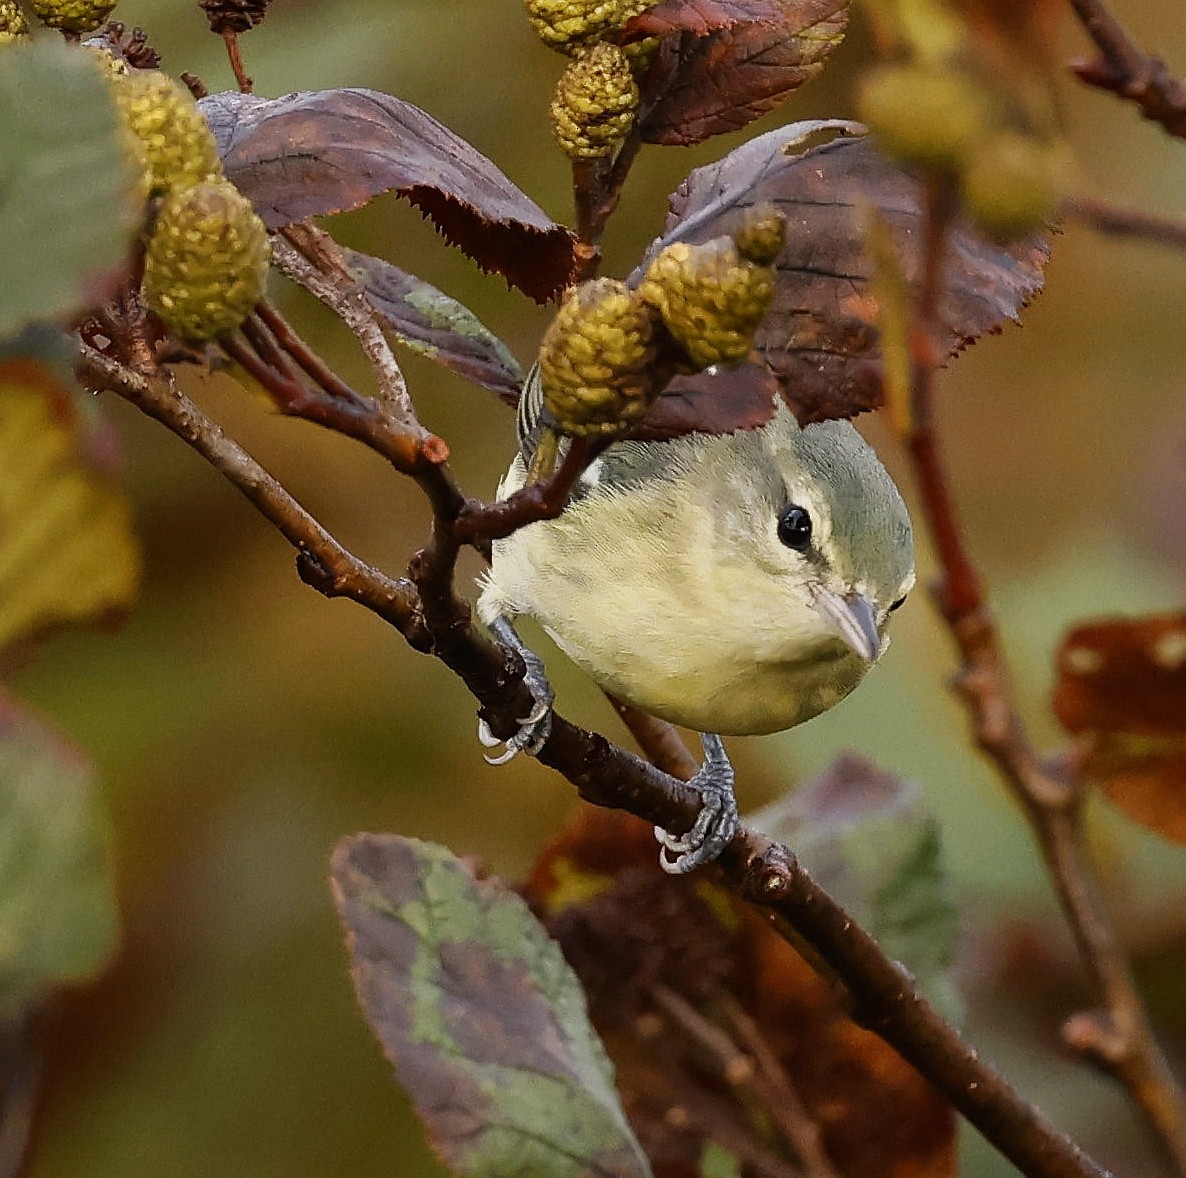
[[896, 178, 1186, 1175], [1061, 196, 1186, 250], [79, 343, 1114, 1177], [1067, 0, 1186, 138]]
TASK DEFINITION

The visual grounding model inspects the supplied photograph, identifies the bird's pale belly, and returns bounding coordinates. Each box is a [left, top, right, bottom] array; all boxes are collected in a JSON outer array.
[[546, 622, 869, 736]]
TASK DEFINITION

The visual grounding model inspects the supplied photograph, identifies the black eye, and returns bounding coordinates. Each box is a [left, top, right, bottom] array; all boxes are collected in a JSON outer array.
[[889, 595, 907, 612], [777, 505, 813, 551]]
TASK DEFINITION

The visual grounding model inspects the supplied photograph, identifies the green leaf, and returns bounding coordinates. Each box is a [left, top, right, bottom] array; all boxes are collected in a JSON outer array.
[[751, 755, 962, 1022], [0, 692, 118, 1017], [331, 834, 653, 1178], [0, 40, 142, 340], [0, 360, 140, 660]]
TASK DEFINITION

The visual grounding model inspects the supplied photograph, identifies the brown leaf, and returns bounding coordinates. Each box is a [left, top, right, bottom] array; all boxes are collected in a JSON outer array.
[[523, 805, 956, 1178], [200, 88, 580, 303], [1054, 612, 1186, 842], [339, 247, 524, 400], [624, 0, 848, 146], [631, 124, 1050, 427], [630, 363, 781, 441], [626, 0, 791, 37]]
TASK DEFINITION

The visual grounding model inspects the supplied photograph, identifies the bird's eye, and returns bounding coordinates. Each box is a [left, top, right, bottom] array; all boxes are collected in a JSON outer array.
[[777, 505, 813, 551], [889, 595, 907, 612]]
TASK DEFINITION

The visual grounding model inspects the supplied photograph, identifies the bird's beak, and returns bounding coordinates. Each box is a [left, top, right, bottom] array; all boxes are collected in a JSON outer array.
[[812, 589, 881, 662]]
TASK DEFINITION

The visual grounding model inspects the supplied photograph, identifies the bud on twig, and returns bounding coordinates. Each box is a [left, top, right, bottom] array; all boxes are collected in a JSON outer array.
[[523, 0, 652, 54], [638, 213, 784, 371], [112, 69, 223, 196], [143, 177, 270, 342], [539, 278, 659, 436], [27, 0, 116, 33], [550, 42, 638, 160], [198, 0, 268, 34]]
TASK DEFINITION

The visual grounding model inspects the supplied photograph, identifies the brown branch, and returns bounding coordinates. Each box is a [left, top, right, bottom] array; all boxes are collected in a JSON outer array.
[[272, 224, 416, 421], [897, 179, 1186, 1174], [606, 696, 700, 781], [572, 129, 644, 281], [1061, 196, 1186, 250], [222, 29, 253, 93], [77, 344, 417, 631], [649, 984, 839, 1178], [82, 345, 1116, 1177], [254, 299, 362, 402], [1067, 0, 1186, 138]]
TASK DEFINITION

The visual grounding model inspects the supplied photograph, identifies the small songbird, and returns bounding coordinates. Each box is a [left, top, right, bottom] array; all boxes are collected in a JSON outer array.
[[478, 366, 915, 873]]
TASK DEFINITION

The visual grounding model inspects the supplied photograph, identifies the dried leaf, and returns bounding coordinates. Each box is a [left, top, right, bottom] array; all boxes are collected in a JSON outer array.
[[200, 88, 580, 303], [524, 801, 957, 1178], [1054, 612, 1186, 842], [0, 361, 140, 663], [331, 834, 652, 1178], [0, 41, 142, 340], [625, 0, 848, 146], [339, 247, 523, 400], [0, 691, 118, 1017], [630, 123, 1049, 427]]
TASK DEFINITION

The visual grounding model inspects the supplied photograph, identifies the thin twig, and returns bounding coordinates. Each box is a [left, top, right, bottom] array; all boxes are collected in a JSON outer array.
[[222, 30, 253, 92], [719, 994, 840, 1178], [606, 696, 699, 781], [650, 984, 839, 1178], [254, 299, 361, 401], [273, 225, 416, 421], [1067, 0, 1186, 138], [1061, 196, 1186, 251], [77, 345, 418, 631], [898, 177, 1186, 1174]]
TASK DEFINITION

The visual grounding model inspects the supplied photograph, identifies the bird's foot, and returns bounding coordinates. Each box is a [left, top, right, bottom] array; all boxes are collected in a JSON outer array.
[[655, 733, 740, 874], [477, 616, 555, 764]]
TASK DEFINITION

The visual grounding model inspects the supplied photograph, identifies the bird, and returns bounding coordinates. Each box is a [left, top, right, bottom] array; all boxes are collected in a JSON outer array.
[[477, 365, 915, 873]]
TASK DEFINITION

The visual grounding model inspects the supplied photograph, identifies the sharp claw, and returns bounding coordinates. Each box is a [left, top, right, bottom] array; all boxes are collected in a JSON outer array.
[[483, 744, 521, 766], [521, 699, 551, 727], [477, 719, 502, 748], [654, 734, 739, 874]]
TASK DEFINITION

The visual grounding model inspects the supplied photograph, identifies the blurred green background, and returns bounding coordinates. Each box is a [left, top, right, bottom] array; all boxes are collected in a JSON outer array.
[[12, 0, 1186, 1174]]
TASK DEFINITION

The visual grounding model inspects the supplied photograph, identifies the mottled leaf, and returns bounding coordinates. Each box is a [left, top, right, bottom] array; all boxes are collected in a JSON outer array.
[[0, 362, 140, 663], [523, 806, 957, 1178], [630, 123, 1049, 427], [0, 41, 142, 340], [623, 0, 848, 146], [0, 692, 118, 1017], [1054, 612, 1186, 842], [339, 247, 523, 400], [752, 754, 961, 1021], [331, 834, 652, 1178], [200, 88, 580, 303]]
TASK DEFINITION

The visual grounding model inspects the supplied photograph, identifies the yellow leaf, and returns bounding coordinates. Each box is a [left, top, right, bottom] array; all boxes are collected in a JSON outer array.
[[0, 361, 139, 658]]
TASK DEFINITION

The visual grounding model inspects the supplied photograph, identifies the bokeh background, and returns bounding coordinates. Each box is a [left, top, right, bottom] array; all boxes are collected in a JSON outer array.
[[12, 0, 1186, 1174]]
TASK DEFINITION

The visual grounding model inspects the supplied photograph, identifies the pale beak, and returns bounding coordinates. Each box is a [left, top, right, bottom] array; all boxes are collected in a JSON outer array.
[[812, 589, 881, 661]]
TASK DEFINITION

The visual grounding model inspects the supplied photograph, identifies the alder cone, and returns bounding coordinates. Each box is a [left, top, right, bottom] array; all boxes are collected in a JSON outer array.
[[199, 0, 269, 34]]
